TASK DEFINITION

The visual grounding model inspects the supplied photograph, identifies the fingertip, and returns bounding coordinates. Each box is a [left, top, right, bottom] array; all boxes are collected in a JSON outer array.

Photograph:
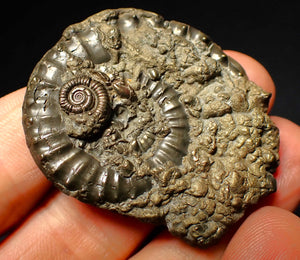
[[223, 206, 300, 259], [0, 88, 26, 118], [224, 50, 276, 112], [268, 116, 300, 211]]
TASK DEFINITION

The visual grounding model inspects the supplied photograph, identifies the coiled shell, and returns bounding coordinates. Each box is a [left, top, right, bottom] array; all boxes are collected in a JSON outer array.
[[59, 76, 110, 138], [60, 77, 97, 114], [22, 8, 279, 247]]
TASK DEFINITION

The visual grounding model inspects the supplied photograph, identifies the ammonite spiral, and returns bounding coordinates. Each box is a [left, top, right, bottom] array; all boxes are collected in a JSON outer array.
[[58, 75, 110, 138], [22, 8, 279, 247]]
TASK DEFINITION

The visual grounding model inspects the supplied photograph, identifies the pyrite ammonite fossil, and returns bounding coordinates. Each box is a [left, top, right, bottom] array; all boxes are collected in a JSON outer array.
[[22, 8, 279, 247]]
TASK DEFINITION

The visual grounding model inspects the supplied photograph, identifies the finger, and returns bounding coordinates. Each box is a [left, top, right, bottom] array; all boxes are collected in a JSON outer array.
[[224, 50, 276, 112], [264, 116, 300, 211], [130, 229, 227, 260], [0, 88, 26, 118], [0, 88, 51, 234], [0, 192, 153, 259], [223, 206, 300, 259]]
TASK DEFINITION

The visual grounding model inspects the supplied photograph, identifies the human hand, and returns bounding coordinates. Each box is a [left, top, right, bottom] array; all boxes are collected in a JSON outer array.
[[0, 51, 299, 259]]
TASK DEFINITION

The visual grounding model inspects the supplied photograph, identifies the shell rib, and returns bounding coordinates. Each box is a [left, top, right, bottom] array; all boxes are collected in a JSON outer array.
[[23, 77, 152, 203], [22, 24, 153, 203], [139, 74, 189, 167]]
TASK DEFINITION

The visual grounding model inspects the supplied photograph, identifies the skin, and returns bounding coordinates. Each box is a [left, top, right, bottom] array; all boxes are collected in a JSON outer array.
[[0, 51, 299, 259]]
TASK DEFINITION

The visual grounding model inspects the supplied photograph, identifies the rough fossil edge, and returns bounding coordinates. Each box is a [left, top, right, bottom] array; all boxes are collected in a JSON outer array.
[[22, 8, 279, 247]]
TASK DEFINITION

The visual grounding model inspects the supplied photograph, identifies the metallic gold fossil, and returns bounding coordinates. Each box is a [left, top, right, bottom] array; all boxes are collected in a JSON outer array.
[[22, 8, 279, 247]]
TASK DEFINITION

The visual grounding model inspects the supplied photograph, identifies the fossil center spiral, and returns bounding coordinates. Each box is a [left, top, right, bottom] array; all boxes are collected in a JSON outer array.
[[58, 75, 111, 138], [59, 77, 97, 113]]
